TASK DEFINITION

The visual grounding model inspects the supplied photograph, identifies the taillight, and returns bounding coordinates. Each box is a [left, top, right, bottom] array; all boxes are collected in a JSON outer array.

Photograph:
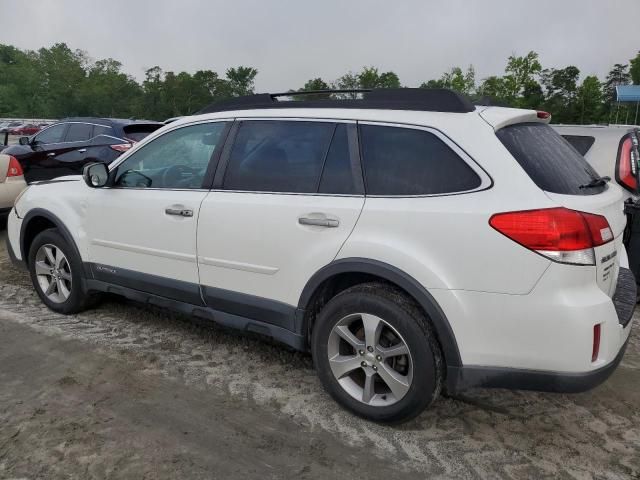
[[592, 324, 601, 362], [536, 110, 551, 120], [6, 156, 23, 177], [617, 135, 638, 192], [489, 207, 613, 266], [110, 143, 132, 153]]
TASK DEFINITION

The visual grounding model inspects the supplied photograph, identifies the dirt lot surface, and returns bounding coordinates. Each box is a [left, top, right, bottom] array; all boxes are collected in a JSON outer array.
[[0, 228, 639, 479]]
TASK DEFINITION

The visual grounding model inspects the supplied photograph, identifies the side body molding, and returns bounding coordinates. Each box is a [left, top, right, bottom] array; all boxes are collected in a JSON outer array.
[[298, 258, 462, 367]]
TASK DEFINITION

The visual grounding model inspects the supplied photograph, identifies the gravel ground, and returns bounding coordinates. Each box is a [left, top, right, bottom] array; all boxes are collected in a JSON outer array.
[[0, 229, 639, 479]]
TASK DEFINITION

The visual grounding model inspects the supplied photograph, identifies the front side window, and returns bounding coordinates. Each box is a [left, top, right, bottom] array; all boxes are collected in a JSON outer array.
[[114, 122, 228, 189], [34, 123, 67, 144], [223, 120, 335, 193], [65, 123, 93, 142], [360, 124, 481, 195]]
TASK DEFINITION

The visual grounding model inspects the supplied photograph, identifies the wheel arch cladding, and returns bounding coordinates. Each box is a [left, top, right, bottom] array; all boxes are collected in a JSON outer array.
[[298, 258, 462, 367]]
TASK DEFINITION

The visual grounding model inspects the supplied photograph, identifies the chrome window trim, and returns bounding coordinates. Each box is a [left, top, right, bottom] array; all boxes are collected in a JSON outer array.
[[357, 120, 493, 198]]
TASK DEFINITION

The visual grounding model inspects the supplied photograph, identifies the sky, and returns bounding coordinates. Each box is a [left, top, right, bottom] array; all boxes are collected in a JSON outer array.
[[1, 0, 639, 91]]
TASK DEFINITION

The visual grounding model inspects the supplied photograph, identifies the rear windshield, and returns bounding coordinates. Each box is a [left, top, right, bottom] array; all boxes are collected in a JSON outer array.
[[496, 123, 605, 195], [123, 124, 162, 142]]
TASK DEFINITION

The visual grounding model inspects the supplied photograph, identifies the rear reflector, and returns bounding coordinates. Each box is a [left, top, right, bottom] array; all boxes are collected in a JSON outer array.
[[6, 156, 23, 177], [617, 136, 639, 192], [592, 324, 601, 362], [489, 207, 613, 266], [110, 143, 132, 153], [536, 110, 551, 120]]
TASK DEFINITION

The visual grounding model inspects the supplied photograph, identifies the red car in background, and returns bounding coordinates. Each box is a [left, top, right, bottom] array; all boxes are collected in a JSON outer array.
[[9, 124, 41, 135]]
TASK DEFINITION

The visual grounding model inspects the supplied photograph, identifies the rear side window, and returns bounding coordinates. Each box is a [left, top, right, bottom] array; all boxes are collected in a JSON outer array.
[[65, 123, 93, 142], [497, 123, 603, 195], [123, 124, 162, 142], [561, 135, 596, 156], [359, 125, 481, 195], [224, 121, 334, 193]]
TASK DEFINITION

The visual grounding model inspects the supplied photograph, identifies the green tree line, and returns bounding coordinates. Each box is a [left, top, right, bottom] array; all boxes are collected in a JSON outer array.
[[1, 43, 639, 123]]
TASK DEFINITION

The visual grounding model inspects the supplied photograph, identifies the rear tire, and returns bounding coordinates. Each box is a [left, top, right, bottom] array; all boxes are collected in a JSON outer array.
[[28, 228, 99, 314], [312, 282, 443, 423]]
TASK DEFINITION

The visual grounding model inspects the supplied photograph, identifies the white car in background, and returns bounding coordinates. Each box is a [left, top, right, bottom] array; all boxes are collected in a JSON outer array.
[[553, 125, 640, 292], [0, 154, 27, 223]]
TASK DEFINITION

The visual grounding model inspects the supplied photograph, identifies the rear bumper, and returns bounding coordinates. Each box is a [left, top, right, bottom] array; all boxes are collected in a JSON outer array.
[[447, 337, 629, 394], [5, 226, 25, 269], [441, 265, 635, 394]]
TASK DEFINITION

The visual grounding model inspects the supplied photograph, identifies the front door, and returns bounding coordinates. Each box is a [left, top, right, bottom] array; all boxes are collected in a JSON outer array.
[[86, 120, 230, 305]]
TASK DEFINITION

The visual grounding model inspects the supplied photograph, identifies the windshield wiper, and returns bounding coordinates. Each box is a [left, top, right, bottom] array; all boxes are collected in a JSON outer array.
[[579, 176, 610, 189]]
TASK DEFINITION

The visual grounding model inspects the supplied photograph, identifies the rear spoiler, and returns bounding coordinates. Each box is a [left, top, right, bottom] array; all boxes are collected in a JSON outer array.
[[479, 107, 551, 130]]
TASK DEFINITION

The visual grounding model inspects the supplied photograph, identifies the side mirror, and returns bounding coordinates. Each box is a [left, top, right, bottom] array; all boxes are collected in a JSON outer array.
[[83, 162, 109, 188], [18, 136, 30, 146]]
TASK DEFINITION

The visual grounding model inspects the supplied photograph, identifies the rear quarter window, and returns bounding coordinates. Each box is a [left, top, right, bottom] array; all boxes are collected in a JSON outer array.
[[496, 123, 604, 195], [123, 124, 162, 142], [561, 135, 596, 156], [359, 124, 481, 196]]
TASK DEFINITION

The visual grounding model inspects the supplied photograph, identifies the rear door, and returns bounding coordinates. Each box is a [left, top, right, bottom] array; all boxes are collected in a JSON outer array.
[[496, 122, 626, 297], [196, 119, 365, 328]]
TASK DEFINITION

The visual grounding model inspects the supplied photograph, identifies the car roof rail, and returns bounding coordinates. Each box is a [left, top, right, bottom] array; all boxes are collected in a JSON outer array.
[[197, 88, 475, 114]]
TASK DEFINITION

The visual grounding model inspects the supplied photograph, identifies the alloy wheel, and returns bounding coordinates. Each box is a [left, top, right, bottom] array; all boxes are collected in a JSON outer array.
[[34, 244, 73, 303], [327, 313, 413, 407]]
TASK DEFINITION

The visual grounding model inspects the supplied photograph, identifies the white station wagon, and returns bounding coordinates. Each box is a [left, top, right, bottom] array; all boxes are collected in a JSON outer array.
[[6, 89, 636, 422]]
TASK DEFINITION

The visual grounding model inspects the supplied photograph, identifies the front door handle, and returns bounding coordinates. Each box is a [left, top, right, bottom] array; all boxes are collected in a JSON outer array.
[[46, 152, 56, 157], [165, 207, 193, 217], [77, 148, 87, 153], [298, 216, 339, 228]]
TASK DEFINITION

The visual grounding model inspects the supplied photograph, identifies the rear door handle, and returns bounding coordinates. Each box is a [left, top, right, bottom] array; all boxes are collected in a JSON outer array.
[[298, 216, 339, 228], [77, 148, 87, 153], [46, 152, 56, 157], [165, 208, 193, 217]]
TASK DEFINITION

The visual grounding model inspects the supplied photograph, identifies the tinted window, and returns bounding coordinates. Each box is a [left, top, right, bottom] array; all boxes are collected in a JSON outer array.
[[318, 124, 357, 194], [34, 124, 66, 144], [65, 123, 93, 142], [561, 135, 596, 156], [224, 121, 334, 193], [93, 125, 114, 137], [115, 122, 228, 189], [360, 125, 481, 195], [123, 124, 162, 142], [497, 123, 603, 195]]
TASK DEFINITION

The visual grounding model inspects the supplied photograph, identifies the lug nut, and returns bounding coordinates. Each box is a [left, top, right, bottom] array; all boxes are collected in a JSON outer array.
[[376, 355, 382, 361], [372, 365, 378, 371], [361, 361, 367, 368], [359, 350, 365, 356], [367, 346, 374, 353]]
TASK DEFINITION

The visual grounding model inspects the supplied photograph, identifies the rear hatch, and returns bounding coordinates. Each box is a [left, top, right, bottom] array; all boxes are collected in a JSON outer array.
[[494, 120, 626, 298]]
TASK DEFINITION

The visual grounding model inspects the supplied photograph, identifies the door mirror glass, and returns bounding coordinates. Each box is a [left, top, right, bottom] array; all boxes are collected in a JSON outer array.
[[83, 162, 110, 188], [18, 136, 30, 146]]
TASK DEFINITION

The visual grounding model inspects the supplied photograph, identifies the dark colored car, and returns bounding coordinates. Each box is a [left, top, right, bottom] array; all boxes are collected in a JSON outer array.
[[9, 123, 41, 135], [1, 118, 163, 183]]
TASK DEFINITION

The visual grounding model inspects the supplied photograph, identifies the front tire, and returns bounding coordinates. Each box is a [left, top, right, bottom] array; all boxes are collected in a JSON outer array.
[[28, 228, 96, 314], [312, 282, 443, 423]]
